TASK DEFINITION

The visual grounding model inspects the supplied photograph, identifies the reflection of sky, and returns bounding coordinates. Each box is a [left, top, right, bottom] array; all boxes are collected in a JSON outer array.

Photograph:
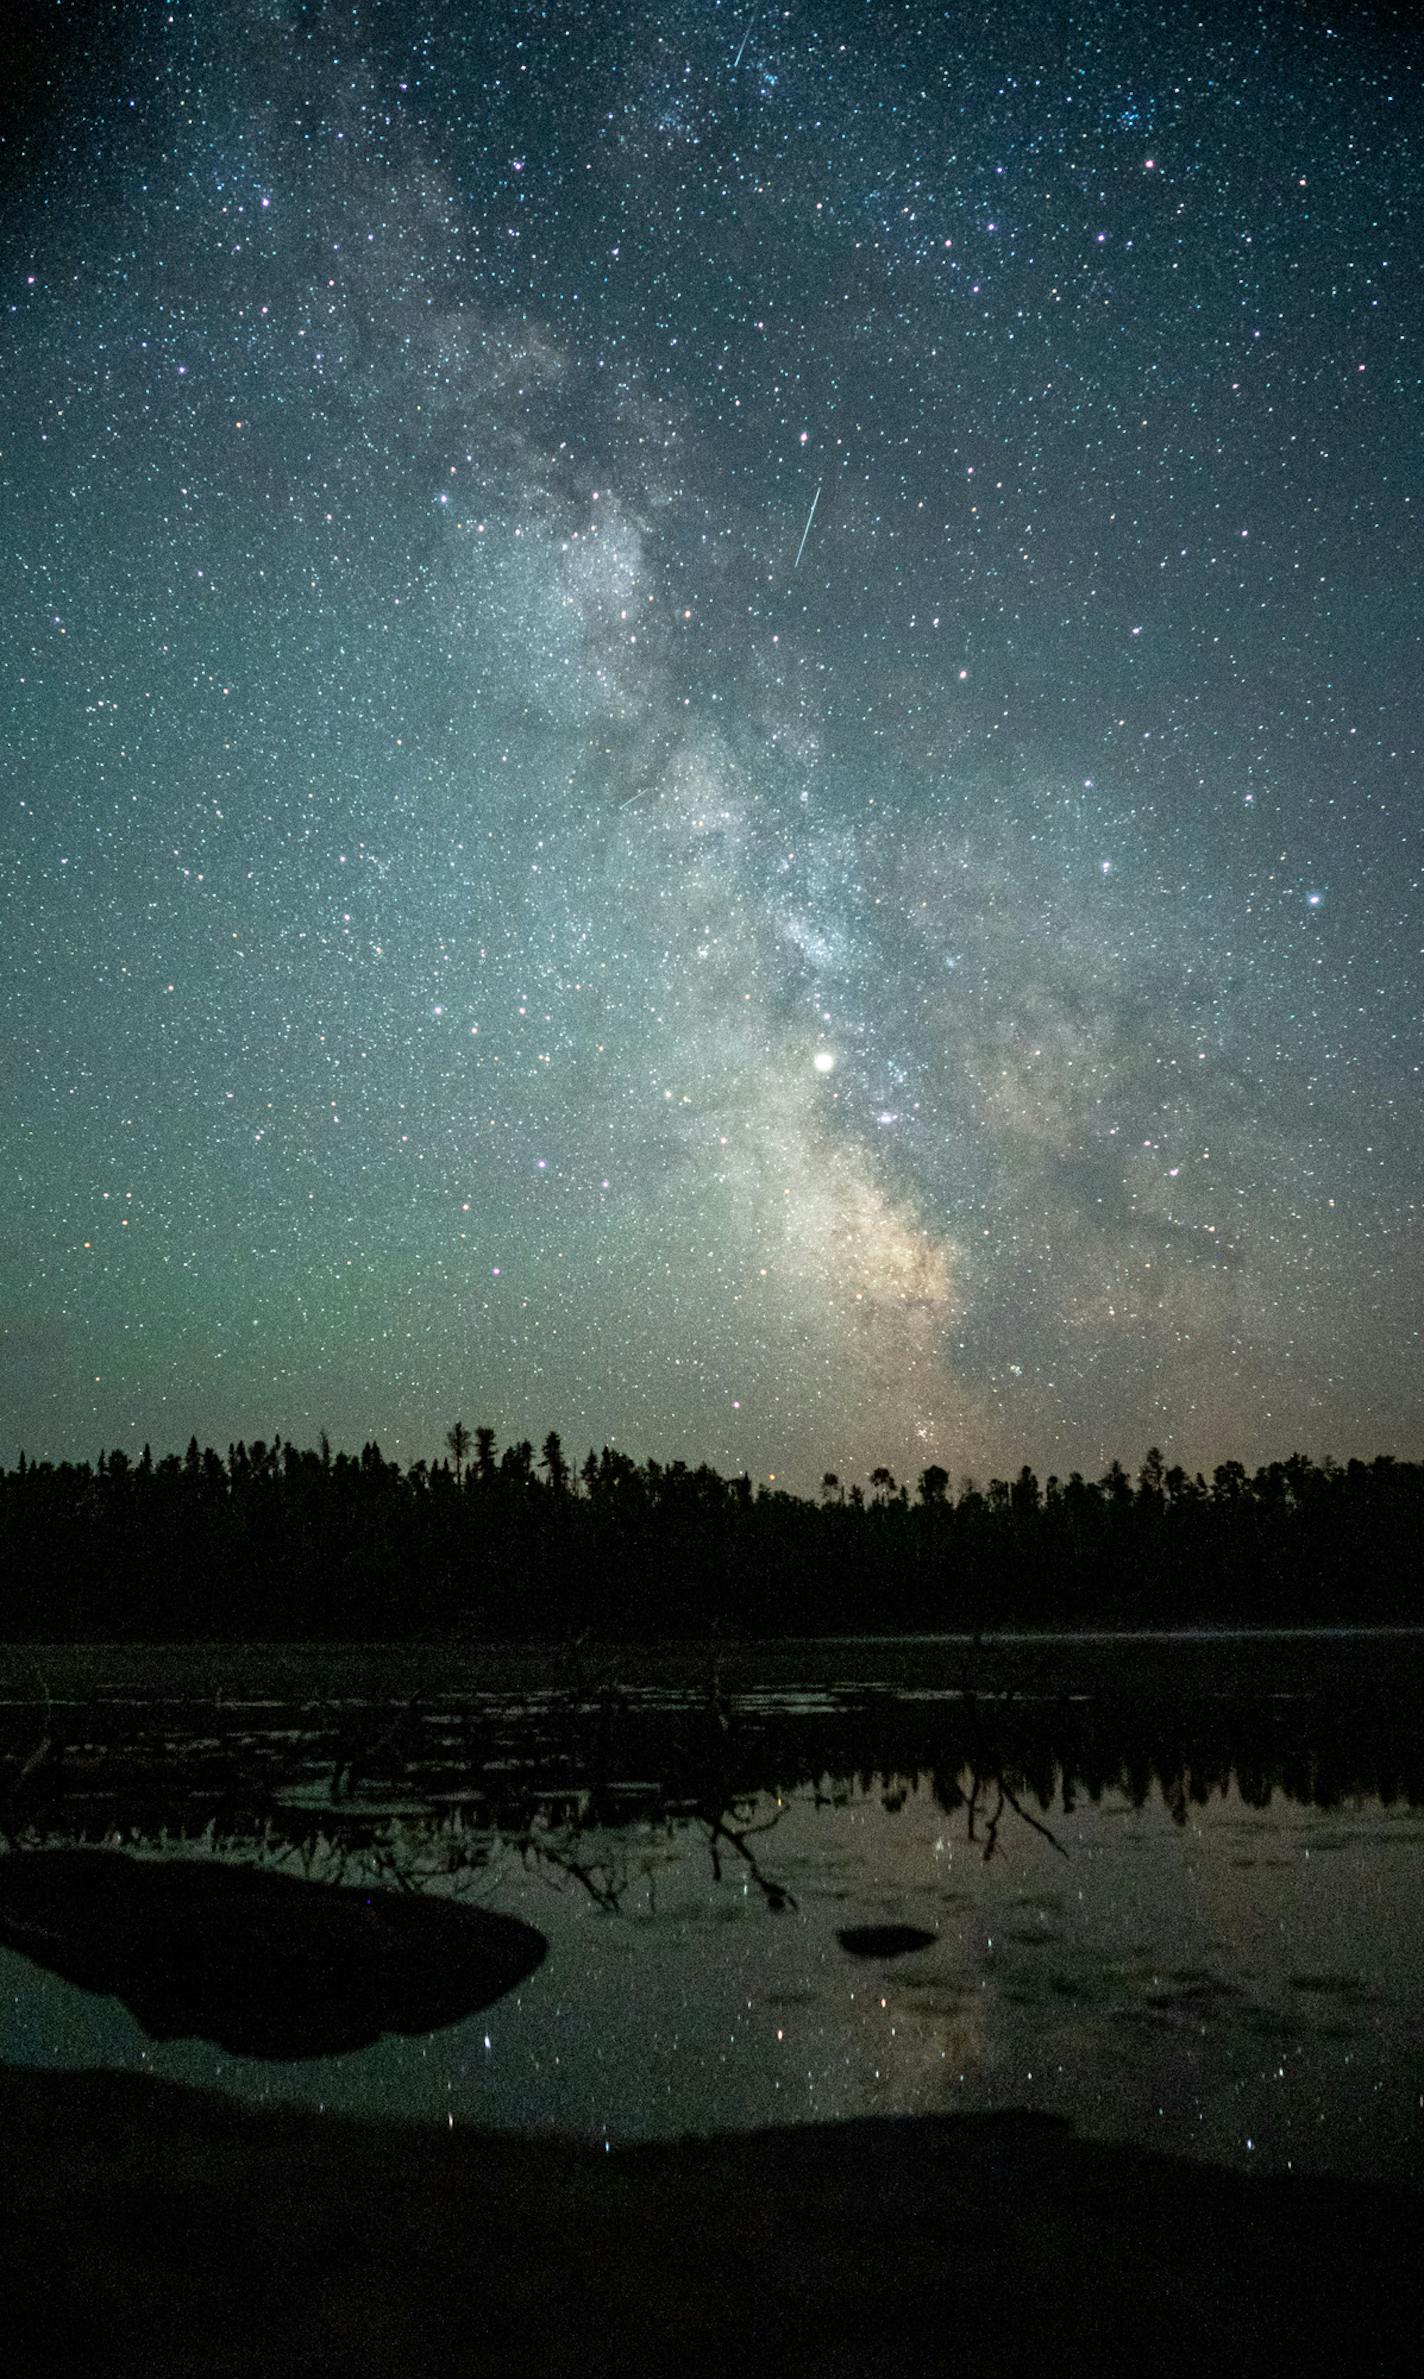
[[4, 1784, 1420, 2183], [2, 3, 1421, 1486]]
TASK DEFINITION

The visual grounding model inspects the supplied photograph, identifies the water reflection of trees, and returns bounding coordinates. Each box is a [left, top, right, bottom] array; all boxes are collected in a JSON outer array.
[[3, 1665, 1420, 1910]]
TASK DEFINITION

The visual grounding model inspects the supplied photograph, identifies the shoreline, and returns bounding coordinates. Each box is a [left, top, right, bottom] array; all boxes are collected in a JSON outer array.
[[4, 1625, 1424, 1702], [3, 2062, 1417, 2376]]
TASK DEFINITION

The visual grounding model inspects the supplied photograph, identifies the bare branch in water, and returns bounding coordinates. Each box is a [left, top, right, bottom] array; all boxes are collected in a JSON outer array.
[[697, 1807, 797, 1912]]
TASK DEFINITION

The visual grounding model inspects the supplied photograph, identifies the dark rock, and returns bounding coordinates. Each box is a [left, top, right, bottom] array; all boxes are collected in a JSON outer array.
[[835, 1923, 937, 1958], [0, 1849, 546, 2058]]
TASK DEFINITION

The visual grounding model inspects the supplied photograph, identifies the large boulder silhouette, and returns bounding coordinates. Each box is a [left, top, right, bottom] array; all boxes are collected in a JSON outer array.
[[0, 1849, 546, 2059]]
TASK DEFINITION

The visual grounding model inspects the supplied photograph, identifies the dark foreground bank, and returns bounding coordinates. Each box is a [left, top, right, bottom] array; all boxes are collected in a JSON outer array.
[[1, 2068, 1415, 2378]]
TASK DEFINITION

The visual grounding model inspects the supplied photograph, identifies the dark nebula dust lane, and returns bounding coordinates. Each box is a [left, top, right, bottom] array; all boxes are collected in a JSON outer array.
[[3, 0, 1420, 1488]]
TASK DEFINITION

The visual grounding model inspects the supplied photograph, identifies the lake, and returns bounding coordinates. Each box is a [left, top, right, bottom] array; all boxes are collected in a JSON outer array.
[[1, 1631, 1421, 2185]]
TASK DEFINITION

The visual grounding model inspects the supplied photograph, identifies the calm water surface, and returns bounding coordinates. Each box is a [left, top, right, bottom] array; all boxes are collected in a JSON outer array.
[[1, 1633, 1420, 2183]]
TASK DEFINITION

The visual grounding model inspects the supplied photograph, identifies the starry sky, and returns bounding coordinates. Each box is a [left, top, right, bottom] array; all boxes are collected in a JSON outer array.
[[3, 0, 1421, 1491]]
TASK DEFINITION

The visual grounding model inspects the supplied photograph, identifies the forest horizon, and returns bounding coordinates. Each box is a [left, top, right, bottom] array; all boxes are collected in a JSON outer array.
[[3, 1425, 1417, 1644]]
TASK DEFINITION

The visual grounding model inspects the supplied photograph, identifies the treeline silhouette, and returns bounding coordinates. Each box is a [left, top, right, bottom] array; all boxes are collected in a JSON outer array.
[[1, 1428, 1419, 1640]]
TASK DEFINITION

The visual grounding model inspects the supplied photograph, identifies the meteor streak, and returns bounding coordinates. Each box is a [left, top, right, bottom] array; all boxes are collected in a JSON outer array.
[[794, 480, 822, 569]]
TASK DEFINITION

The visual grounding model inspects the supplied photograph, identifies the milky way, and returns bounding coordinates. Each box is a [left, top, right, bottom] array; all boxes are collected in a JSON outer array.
[[4, 0, 1420, 1489]]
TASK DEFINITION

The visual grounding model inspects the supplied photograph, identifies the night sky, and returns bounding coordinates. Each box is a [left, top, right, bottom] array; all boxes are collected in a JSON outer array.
[[4, 0, 1420, 1492]]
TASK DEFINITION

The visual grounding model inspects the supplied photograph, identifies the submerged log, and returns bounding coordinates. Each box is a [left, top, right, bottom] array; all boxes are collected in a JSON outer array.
[[0, 1849, 546, 2059]]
